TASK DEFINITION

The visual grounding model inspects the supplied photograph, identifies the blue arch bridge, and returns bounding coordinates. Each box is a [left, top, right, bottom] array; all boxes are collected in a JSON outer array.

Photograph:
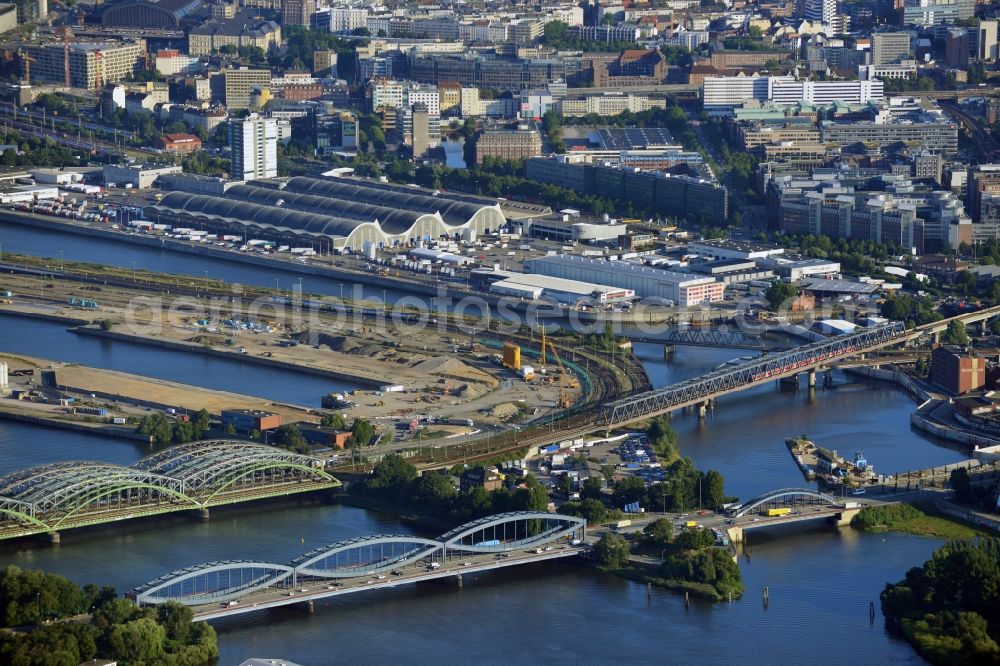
[[131, 512, 589, 620]]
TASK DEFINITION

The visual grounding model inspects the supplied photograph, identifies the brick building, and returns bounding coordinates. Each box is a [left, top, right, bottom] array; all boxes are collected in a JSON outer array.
[[930, 345, 985, 395]]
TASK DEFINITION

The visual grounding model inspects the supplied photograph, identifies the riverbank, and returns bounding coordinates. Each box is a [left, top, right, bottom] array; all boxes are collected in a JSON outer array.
[[0, 208, 445, 299], [851, 502, 992, 539], [0, 404, 154, 443], [72, 325, 386, 388]]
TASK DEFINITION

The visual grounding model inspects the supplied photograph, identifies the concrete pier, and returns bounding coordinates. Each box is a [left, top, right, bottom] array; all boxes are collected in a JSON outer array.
[[808, 369, 817, 388], [41, 531, 60, 544]]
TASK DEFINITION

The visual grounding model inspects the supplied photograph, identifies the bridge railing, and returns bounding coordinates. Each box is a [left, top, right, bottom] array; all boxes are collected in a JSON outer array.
[[729, 488, 839, 518], [599, 323, 907, 425]]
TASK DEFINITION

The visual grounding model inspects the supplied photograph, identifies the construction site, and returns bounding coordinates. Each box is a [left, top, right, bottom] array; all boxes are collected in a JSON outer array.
[[0, 258, 647, 467]]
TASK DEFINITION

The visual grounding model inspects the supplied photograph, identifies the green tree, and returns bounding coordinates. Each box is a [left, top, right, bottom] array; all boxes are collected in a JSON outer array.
[[593, 532, 630, 568], [581, 476, 604, 500], [613, 477, 648, 508], [321, 412, 347, 429], [942, 319, 970, 346], [368, 455, 417, 490], [643, 518, 674, 548], [702, 470, 726, 509], [156, 601, 192, 644], [274, 423, 309, 454], [765, 279, 797, 311], [348, 418, 378, 447], [99, 319, 113, 331], [108, 617, 166, 663]]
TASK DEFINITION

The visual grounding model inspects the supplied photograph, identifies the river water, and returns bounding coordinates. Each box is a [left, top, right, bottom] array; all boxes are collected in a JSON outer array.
[[0, 236, 969, 663], [0, 222, 414, 303]]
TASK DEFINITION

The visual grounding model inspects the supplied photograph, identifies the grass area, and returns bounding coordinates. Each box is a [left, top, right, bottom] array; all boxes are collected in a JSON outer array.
[[612, 567, 727, 601], [851, 502, 992, 539]]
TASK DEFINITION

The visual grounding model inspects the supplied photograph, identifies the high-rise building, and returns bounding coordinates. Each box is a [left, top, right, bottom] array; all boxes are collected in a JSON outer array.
[[871, 32, 911, 65], [802, 0, 837, 25], [229, 114, 278, 181], [15, 0, 46, 23], [411, 103, 429, 160], [282, 0, 315, 27], [313, 50, 337, 78], [978, 19, 999, 61]]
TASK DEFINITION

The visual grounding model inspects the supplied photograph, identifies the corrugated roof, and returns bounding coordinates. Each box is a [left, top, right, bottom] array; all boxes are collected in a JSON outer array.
[[282, 177, 488, 228]]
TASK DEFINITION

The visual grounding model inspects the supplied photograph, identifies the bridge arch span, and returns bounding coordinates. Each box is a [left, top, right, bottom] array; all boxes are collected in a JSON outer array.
[[292, 535, 443, 579], [133, 441, 340, 502], [439, 511, 587, 553], [133, 560, 295, 606], [731, 488, 839, 518]]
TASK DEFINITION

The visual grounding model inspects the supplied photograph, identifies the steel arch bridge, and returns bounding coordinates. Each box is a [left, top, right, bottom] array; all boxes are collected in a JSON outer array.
[[0, 441, 339, 540], [133, 512, 588, 607], [729, 488, 839, 518], [599, 322, 908, 425]]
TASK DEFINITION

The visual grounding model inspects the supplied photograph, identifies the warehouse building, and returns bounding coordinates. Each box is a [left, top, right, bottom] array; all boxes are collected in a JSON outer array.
[[145, 177, 506, 251], [523, 255, 724, 306], [485, 271, 634, 304]]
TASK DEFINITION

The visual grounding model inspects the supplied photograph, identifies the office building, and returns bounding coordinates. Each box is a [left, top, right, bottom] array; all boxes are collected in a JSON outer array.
[[14, 0, 46, 22], [871, 32, 911, 65], [221, 409, 282, 434], [215, 68, 271, 110], [978, 20, 999, 61], [313, 50, 337, 78], [900, 0, 974, 27], [411, 103, 429, 160], [229, 114, 278, 180], [802, 0, 837, 25], [20, 41, 143, 90], [281, 0, 314, 26], [476, 128, 542, 164]]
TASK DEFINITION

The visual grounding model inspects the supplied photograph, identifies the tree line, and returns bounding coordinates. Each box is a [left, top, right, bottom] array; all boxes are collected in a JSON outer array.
[[0, 565, 217, 666], [355, 455, 549, 527], [881, 538, 1000, 664]]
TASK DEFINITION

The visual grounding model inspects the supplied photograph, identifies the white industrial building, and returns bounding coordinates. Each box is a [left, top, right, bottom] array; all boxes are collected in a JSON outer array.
[[523, 255, 724, 306], [489, 272, 635, 304], [686, 240, 785, 261], [757, 255, 841, 280]]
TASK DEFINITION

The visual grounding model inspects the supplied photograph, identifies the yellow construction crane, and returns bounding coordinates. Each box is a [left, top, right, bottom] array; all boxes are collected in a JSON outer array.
[[19, 50, 35, 86], [542, 338, 577, 409]]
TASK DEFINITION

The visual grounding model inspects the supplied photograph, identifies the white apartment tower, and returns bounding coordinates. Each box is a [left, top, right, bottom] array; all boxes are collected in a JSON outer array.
[[229, 114, 278, 181], [802, 0, 837, 25]]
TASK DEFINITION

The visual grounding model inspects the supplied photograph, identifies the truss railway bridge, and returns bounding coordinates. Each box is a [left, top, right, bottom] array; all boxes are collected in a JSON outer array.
[[0, 441, 339, 543]]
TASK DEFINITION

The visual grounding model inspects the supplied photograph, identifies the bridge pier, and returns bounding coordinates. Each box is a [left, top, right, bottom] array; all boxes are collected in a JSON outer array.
[[698, 400, 709, 419], [726, 526, 744, 544], [37, 531, 60, 545], [779, 374, 798, 389], [187, 508, 210, 521], [663, 344, 675, 360], [807, 369, 816, 388], [980, 320, 988, 336], [824, 370, 833, 387], [834, 507, 861, 526]]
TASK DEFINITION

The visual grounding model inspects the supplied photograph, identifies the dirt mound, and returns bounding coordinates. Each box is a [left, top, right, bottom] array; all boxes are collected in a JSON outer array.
[[412, 356, 495, 385], [489, 402, 520, 420], [296, 332, 363, 354], [456, 383, 489, 399]]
